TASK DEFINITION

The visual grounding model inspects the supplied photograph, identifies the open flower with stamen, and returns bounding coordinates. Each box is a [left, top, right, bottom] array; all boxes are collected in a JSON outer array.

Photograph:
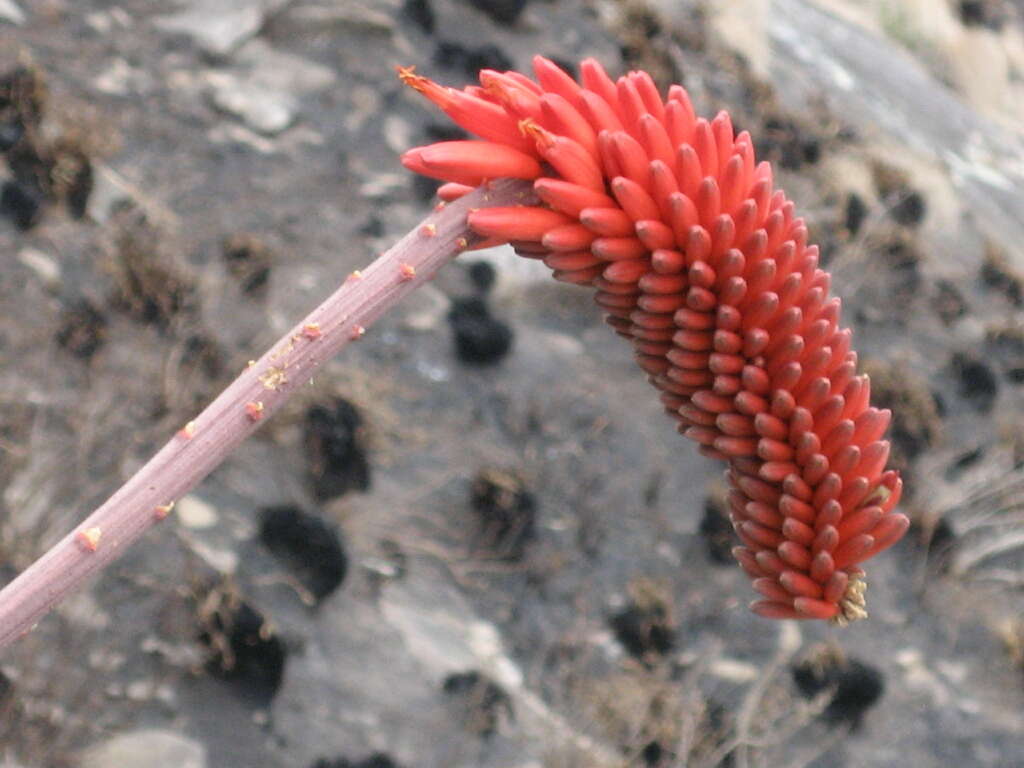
[[400, 57, 909, 623]]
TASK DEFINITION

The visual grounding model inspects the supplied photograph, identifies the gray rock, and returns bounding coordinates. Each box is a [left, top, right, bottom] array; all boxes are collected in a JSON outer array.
[[155, 0, 290, 58], [78, 730, 206, 768], [18, 248, 60, 288], [768, 0, 1024, 257], [204, 39, 336, 136], [206, 71, 296, 135], [93, 58, 153, 96], [284, 2, 395, 33], [85, 163, 137, 224], [0, 0, 23, 25], [399, 283, 450, 332]]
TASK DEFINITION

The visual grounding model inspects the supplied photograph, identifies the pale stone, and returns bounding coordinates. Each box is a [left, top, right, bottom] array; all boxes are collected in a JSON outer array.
[[175, 494, 218, 530], [78, 729, 205, 768]]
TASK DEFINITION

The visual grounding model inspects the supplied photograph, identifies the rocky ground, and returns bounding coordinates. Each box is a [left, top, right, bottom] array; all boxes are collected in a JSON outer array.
[[1, 0, 1023, 766]]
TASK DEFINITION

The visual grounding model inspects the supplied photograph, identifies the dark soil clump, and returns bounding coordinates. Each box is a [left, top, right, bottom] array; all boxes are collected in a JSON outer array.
[[312, 753, 402, 768], [698, 495, 734, 565], [434, 41, 513, 78], [933, 279, 968, 325], [305, 398, 371, 501], [222, 233, 272, 297], [609, 579, 676, 661], [403, 0, 435, 34], [0, 65, 97, 227], [872, 161, 926, 228], [951, 352, 999, 413], [259, 505, 348, 601], [467, 260, 496, 294], [469, 468, 536, 559], [55, 299, 108, 360], [442, 670, 513, 737], [792, 647, 885, 727], [197, 586, 286, 706], [0, 181, 42, 230], [844, 192, 868, 236], [447, 296, 513, 364], [958, 0, 1007, 30], [980, 241, 1024, 306], [105, 208, 198, 329], [466, 0, 528, 25]]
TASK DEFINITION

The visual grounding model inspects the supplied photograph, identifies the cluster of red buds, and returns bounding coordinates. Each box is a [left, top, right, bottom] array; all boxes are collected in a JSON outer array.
[[399, 57, 908, 623]]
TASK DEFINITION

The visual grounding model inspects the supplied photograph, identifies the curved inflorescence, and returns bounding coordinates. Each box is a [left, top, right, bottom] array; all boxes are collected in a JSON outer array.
[[399, 57, 908, 623]]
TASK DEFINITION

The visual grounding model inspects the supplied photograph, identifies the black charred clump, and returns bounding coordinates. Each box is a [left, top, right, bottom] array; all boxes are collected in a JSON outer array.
[[980, 241, 1024, 307], [197, 587, 286, 706], [55, 299, 108, 360], [434, 41, 513, 78], [222, 233, 272, 297], [792, 648, 885, 727], [469, 468, 537, 559], [402, 0, 435, 34], [447, 296, 513, 365], [872, 161, 927, 228], [106, 207, 198, 329], [466, 0, 528, 25], [609, 579, 677, 661], [698, 495, 735, 565], [311, 754, 403, 768], [259, 505, 348, 602], [0, 66, 95, 230], [467, 260, 496, 295], [305, 398, 371, 501], [442, 670, 513, 738], [951, 352, 999, 414]]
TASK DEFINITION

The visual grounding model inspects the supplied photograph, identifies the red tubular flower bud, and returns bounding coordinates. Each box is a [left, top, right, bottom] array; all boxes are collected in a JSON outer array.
[[468, 206, 573, 242], [534, 178, 616, 217], [404, 141, 542, 181]]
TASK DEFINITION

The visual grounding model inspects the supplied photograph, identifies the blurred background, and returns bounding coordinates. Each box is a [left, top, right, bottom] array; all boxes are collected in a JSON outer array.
[[1, 0, 1023, 766]]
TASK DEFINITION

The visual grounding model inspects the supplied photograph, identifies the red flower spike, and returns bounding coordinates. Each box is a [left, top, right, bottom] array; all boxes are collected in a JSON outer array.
[[400, 59, 910, 625]]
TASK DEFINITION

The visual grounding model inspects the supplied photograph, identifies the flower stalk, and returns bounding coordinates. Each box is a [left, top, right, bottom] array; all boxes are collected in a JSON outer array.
[[0, 177, 535, 653]]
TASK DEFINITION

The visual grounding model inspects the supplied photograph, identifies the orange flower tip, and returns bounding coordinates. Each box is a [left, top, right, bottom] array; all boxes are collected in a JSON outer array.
[[245, 401, 265, 421], [302, 323, 323, 340], [434, 201, 447, 212], [399, 263, 416, 281], [246, 359, 256, 368], [178, 421, 197, 440], [456, 237, 469, 250], [154, 502, 175, 520], [77, 527, 102, 552], [396, 65, 418, 84], [518, 118, 553, 147], [347, 270, 363, 282], [396, 66, 448, 104], [350, 324, 366, 340], [419, 223, 437, 237]]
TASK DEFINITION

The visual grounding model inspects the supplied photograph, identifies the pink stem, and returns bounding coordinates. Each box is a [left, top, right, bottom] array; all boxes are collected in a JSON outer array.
[[0, 178, 535, 652]]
